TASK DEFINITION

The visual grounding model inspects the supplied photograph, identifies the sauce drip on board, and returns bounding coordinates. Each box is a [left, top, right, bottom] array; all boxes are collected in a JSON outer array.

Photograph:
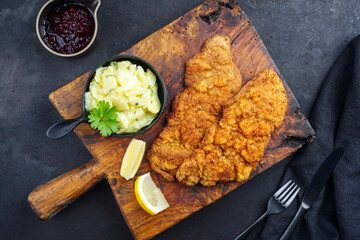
[[43, 3, 95, 54]]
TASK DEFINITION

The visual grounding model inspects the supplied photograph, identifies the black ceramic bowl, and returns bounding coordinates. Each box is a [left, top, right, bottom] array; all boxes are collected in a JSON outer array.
[[47, 55, 167, 139]]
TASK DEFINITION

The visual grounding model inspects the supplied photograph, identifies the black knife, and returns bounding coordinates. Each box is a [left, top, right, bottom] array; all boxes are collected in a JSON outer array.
[[279, 147, 345, 240]]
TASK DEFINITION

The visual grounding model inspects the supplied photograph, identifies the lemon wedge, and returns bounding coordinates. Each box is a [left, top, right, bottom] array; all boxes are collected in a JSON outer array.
[[120, 139, 146, 180], [135, 173, 169, 215]]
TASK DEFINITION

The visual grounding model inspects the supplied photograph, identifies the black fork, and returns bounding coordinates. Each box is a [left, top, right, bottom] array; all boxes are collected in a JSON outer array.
[[234, 180, 300, 240]]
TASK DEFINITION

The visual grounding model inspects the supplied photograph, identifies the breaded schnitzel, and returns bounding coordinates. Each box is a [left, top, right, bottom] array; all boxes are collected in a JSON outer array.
[[147, 35, 243, 181], [176, 69, 288, 186]]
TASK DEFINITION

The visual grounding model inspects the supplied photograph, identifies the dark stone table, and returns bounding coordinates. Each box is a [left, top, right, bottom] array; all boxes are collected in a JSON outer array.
[[1, 0, 359, 239]]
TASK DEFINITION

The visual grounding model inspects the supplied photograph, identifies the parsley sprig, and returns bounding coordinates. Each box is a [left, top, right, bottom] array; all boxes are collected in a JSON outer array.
[[88, 100, 120, 137]]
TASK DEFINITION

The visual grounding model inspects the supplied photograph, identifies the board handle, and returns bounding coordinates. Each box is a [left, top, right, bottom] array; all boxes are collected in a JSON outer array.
[[28, 159, 106, 220]]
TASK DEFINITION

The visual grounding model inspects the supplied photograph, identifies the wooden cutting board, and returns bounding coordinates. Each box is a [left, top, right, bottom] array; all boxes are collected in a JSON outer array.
[[47, 0, 315, 239]]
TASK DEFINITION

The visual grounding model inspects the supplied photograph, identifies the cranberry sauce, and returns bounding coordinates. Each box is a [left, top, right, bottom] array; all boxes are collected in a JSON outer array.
[[43, 3, 95, 54]]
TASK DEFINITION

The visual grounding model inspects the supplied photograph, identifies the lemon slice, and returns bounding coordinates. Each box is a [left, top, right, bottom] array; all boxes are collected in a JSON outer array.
[[120, 139, 146, 180], [135, 173, 169, 215]]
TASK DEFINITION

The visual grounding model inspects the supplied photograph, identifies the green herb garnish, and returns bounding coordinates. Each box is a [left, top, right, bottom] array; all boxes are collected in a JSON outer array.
[[88, 100, 119, 137]]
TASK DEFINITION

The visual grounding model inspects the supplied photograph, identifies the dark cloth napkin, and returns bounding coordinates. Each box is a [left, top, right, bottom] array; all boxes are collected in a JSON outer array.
[[259, 36, 360, 240]]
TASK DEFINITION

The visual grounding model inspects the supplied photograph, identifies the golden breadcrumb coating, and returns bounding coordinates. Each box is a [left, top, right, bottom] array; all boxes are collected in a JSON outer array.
[[176, 69, 288, 186], [147, 35, 243, 181]]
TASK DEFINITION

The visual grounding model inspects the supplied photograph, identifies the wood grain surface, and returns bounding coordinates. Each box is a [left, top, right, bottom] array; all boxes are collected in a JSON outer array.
[[45, 0, 315, 239], [28, 159, 105, 220]]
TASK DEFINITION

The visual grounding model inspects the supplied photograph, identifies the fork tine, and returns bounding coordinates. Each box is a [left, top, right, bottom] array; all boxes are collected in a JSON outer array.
[[283, 187, 300, 208], [277, 182, 295, 201], [279, 184, 298, 203], [273, 180, 292, 198]]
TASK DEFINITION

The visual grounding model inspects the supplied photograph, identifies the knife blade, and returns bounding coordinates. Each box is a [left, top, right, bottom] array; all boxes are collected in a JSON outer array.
[[279, 146, 345, 240]]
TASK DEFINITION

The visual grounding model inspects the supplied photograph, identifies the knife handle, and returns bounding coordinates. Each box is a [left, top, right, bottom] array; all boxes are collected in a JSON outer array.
[[28, 159, 106, 220], [279, 206, 307, 240]]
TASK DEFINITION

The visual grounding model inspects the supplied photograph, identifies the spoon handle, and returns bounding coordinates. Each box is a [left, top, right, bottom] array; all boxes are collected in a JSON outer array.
[[46, 117, 85, 139]]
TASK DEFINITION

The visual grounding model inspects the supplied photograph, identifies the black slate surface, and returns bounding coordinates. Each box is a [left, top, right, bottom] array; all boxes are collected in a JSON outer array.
[[1, 1, 359, 239]]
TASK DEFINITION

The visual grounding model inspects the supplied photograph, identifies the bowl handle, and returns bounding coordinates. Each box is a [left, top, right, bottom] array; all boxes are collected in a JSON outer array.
[[46, 117, 85, 139]]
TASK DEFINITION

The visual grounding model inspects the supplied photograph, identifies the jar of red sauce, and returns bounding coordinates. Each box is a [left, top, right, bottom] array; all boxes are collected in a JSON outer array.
[[36, 0, 101, 57]]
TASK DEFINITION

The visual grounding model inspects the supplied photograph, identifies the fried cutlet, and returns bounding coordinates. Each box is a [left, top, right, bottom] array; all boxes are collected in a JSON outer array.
[[176, 69, 288, 186], [147, 35, 243, 181]]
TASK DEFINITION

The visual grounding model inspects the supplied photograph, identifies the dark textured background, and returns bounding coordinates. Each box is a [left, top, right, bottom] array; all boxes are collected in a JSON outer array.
[[1, 0, 359, 239]]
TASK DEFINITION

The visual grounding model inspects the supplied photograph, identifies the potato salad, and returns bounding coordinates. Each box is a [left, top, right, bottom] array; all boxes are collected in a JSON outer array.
[[85, 61, 161, 134]]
